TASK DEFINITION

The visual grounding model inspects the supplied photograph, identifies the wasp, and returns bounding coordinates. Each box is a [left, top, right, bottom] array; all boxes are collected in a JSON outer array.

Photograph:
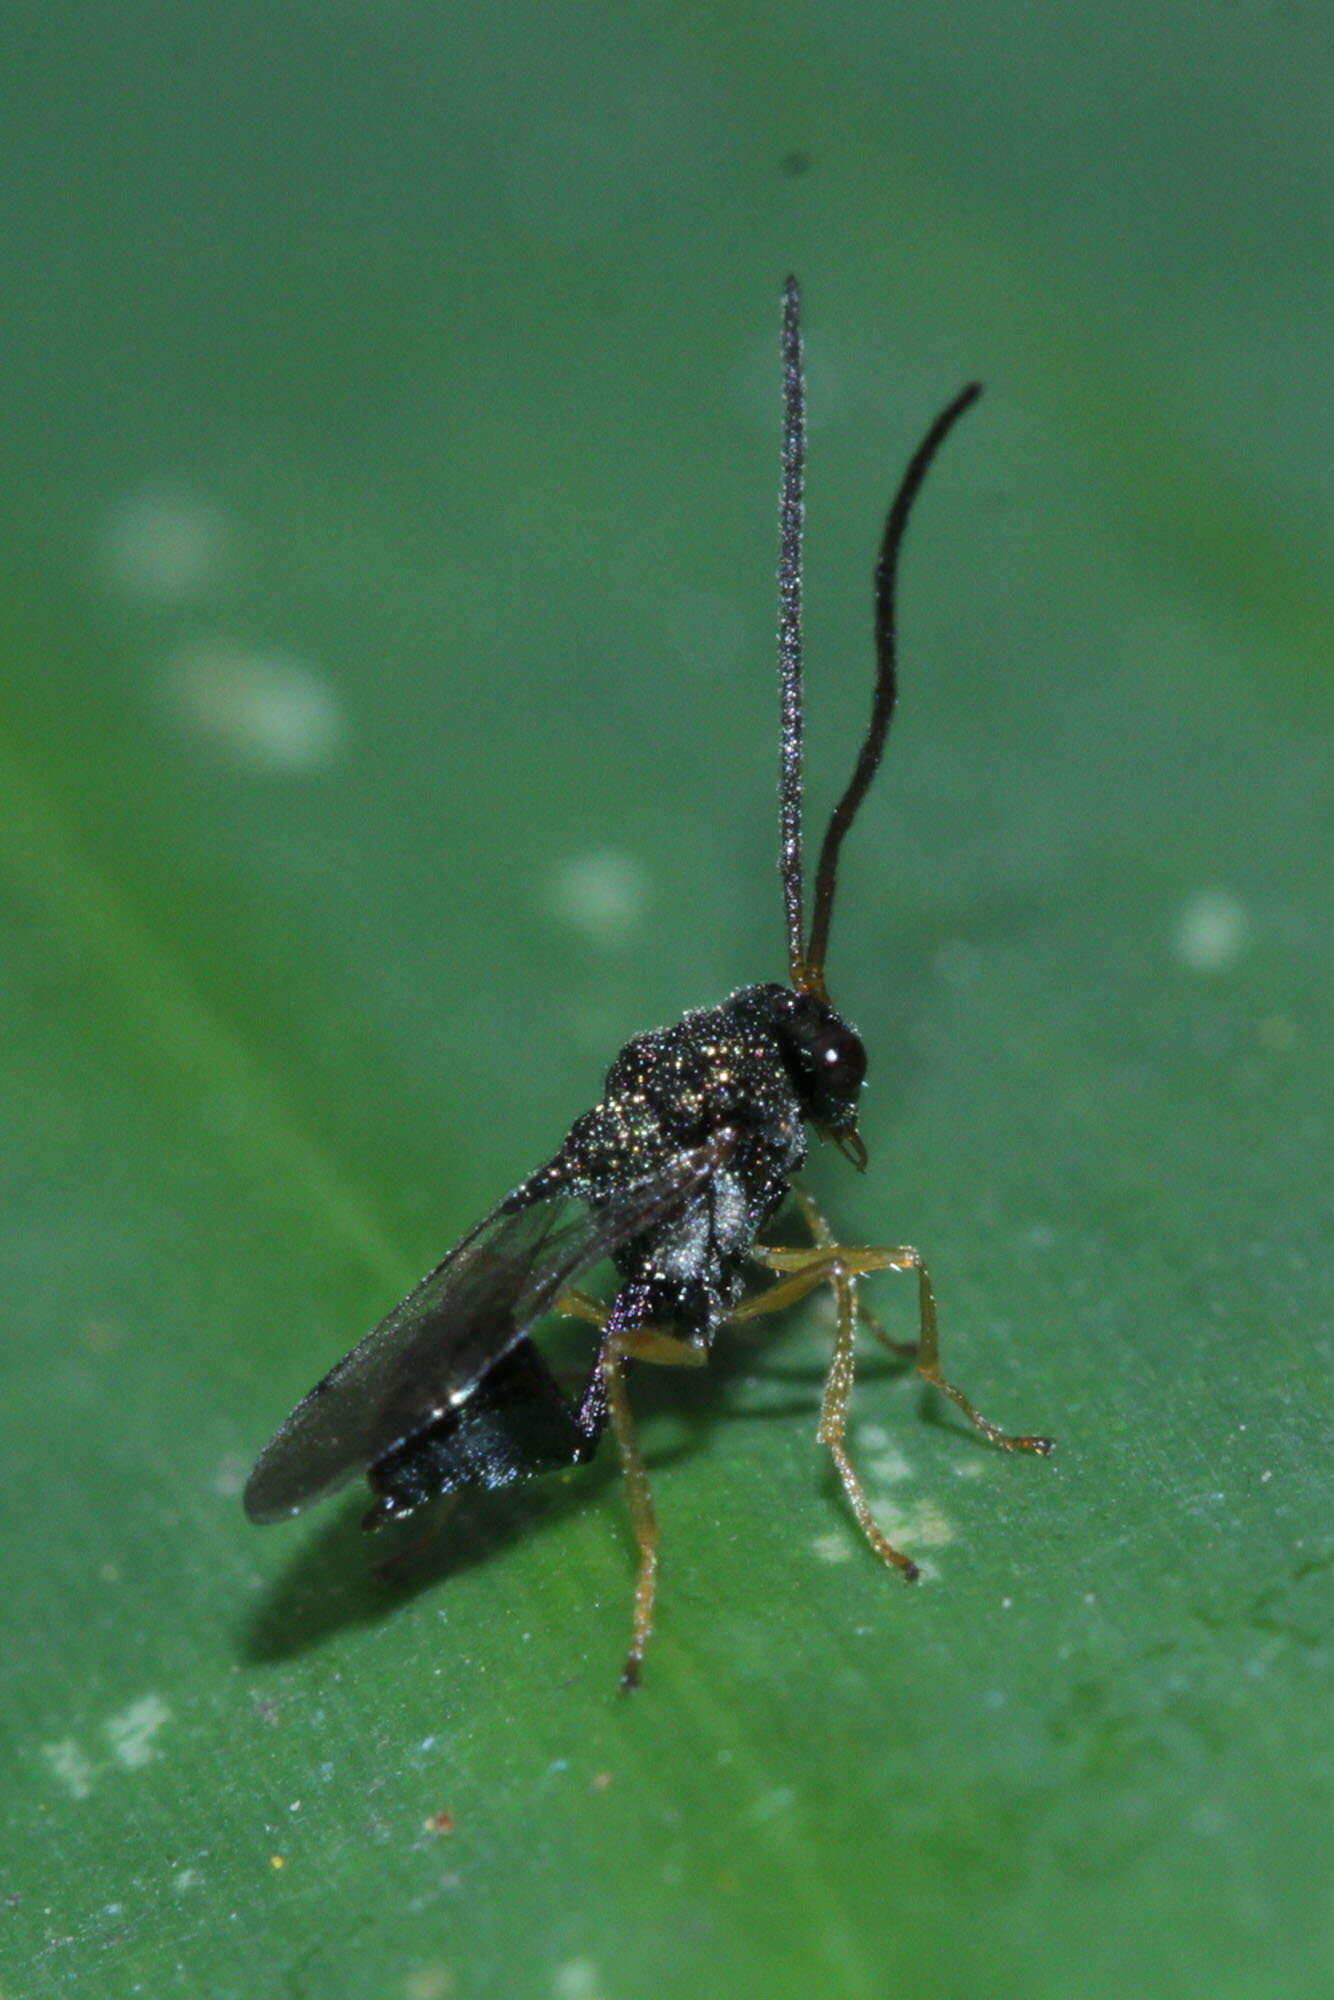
[[244, 279, 1052, 1687]]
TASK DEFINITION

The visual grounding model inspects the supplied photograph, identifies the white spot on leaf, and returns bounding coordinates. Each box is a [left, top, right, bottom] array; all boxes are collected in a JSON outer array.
[[1175, 888, 1247, 972], [865, 1444, 912, 1487], [811, 1532, 854, 1564], [553, 1959, 603, 2000], [404, 1968, 454, 2000], [164, 636, 345, 771], [105, 1693, 170, 1769], [102, 484, 229, 602], [42, 1739, 94, 1799], [544, 849, 647, 947]]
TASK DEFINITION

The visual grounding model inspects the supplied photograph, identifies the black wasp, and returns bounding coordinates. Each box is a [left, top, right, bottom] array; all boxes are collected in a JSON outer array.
[[245, 279, 1053, 1688]]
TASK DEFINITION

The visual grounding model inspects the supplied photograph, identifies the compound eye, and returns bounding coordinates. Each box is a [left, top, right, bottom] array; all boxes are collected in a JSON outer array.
[[814, 1021, 866, 1098]]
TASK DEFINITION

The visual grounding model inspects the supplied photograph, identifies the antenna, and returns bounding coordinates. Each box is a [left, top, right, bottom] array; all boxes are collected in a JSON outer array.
[[802, 377, 982, 985], [777, 275, 808, 990]]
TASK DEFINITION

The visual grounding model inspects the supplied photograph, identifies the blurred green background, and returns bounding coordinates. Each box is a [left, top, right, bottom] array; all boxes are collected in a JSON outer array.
[[2, 5, 1330, 1998]]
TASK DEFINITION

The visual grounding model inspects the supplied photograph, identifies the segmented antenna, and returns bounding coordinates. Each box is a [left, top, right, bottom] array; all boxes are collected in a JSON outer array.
[[802, 377, 982, 985], [777, 275, 808, 990], [776, 280, 981, 996]]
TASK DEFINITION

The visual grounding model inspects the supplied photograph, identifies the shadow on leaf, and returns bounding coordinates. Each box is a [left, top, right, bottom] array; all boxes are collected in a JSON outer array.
[[236, 1313, 948, 1665]]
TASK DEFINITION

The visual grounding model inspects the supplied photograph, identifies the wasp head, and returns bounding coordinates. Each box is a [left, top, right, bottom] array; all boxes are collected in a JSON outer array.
[[735, 983, 868, 1169]]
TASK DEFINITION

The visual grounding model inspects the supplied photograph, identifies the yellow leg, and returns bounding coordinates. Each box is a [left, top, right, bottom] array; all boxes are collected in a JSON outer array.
[[751, 1239, 1053, 1455], [557, 1286, 703, 1688], [566, 1192, 1052, 1679], [735, 1224, 918, 1576], [736, 1187, 1052, 1577], [600, 1344, 658, 1691], [558, 1291, 704, 1367], [818, 1263, 921, 1579], [791, 1184, 914, 1355], [853, 1295, 917, 1359], [555, 1286, 609, 1328]]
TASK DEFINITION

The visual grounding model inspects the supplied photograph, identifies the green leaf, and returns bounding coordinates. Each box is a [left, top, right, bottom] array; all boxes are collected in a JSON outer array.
[[2, 8, 1329, 2000]]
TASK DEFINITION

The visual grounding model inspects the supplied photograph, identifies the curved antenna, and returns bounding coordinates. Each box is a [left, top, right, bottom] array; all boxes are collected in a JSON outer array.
[[777, 276, 808, 988], [802, 379, 983, 985]]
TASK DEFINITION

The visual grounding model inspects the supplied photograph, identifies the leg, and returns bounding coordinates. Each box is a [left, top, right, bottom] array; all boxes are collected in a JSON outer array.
[[749, 1237, 1052, 1455], [734, 1219, 919, 1576], [560, 1285, 706, 1689], [902, 1251, 1053, 1454], [853, 1294, 918, 1360], [556, 1281, 657, 1687], [791, 1182, 914, 1355], [559, 1285, 709, 1368], [737, 1199, 1050, 1578], [818, 1263, 921, 1580], [600, 1342, 659, 1690], [555, 1285, 609, 1328]]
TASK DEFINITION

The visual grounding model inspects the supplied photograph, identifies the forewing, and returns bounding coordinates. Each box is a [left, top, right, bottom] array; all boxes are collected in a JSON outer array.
[[243, 1129, 735, 1522]]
